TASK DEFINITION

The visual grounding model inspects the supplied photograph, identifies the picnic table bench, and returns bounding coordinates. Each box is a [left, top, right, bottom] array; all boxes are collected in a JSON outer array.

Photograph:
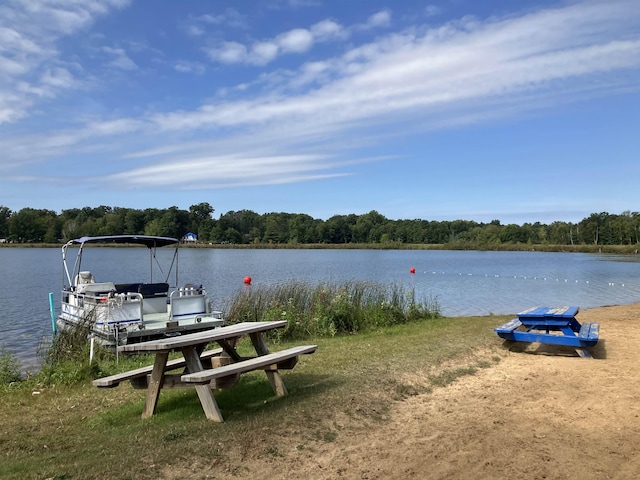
[[93, 348, 224, 388], [92, 321, 317, 421], [494, 306, 600, 358]]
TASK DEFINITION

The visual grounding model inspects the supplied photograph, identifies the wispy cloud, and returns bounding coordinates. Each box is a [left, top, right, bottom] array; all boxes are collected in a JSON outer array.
[[107, 153, 350, 189], [174, 60, 205, 74], [0, 0, 130, 124], [184, 8, 248, 36], [2, 0, 640, 195], [102, 46, 137, 70], [364, 10, 392, 29]]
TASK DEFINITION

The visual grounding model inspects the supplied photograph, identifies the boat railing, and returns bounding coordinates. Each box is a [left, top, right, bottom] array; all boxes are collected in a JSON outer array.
[[62, 287, 145, 329], [169, 285, 208, 320]]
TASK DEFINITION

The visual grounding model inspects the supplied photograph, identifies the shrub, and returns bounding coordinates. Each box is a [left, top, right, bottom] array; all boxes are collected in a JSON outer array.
[[0, 346, 22, 385]]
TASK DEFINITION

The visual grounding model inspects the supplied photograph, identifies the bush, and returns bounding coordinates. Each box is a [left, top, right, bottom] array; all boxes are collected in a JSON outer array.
[[0, 346, 22, 384], [37, 313, 113, 386]]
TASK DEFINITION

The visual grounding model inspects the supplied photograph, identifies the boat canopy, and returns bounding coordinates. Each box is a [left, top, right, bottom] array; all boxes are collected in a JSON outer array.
[[66, 235, 179, 249], [61, 235, 181, 287]]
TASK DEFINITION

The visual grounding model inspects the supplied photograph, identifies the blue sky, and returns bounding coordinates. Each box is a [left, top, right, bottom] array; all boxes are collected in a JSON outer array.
[[1, 0, 639, 224]]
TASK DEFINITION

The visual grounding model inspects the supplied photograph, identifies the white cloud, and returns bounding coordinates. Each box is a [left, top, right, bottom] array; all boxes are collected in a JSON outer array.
[[366, 10, 391, 28], [40, 67, 77, 89], [3, 0, 640, 194], [185, 9, 247, 36], [107, 153, 346, 189], [186, 24, 205, 37], [174, 60, 205, 74], [203, 11, 386, 67], [277, 28, 314, 53], [310, 19, 347, 41], [0, 0, 130, 125], [102, 46, 137, 70], [206, 41, 248, 64], [251, 41, 280, 65]]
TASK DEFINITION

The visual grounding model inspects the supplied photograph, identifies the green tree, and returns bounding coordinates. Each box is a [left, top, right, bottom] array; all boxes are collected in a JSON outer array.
[[9, 208, 58, 242], [189, 202, 215, 240], [0, 206, 12, 239], [124, 209, 147, 234]]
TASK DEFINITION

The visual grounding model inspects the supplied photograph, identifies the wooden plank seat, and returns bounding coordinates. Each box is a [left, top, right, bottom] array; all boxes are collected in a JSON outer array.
[[93, 348, 223, 388], [578, 322, 600, 346], [494, 318, 522, 337], [181, 345, 318, 385]]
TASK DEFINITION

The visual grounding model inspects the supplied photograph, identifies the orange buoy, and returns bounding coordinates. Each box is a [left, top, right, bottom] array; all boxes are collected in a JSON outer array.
[[410, 267, 416, 274], [243, 276, 252, 285]]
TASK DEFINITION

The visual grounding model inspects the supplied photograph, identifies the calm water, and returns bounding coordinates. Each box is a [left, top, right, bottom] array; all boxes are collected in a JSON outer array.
[[2, 247, 640, 371]]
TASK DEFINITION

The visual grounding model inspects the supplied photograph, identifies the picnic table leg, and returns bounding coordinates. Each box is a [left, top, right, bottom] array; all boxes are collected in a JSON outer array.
[[249, 332, 288, 396], [575, 348, 593, 359], [142, 351, 169, 419], [182, 345, 224, 422]]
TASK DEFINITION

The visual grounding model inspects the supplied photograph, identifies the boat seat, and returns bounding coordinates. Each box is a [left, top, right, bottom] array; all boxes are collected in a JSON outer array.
[[114, 283, 143, 294], [138, 282, 170, 298], [75, 271, 95, 286]]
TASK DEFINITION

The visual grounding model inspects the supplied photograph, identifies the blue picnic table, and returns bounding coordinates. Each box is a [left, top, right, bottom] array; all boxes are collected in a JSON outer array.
[[494, 306, 600, 358]]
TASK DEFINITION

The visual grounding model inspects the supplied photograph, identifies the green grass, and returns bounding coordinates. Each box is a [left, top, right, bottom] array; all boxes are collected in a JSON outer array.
[[225, 280, 441, 338], [0, 313, 508, 479]]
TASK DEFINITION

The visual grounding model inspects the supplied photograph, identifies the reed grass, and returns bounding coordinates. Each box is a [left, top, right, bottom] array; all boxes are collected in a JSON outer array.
[[224, 280, 441, 339]]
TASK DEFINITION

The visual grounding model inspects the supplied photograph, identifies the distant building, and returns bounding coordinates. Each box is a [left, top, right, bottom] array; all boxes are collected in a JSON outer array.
[[183, 232, 197, 244]]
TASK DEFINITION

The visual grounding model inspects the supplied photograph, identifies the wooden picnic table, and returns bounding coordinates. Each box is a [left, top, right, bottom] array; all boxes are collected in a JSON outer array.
[[494, 306, 600, 358], [93, 321, 317, 422]]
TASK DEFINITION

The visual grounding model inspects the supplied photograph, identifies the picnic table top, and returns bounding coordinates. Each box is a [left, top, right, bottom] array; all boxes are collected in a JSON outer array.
[[517, 306, 579, 319], [118, 321, 287, 353]]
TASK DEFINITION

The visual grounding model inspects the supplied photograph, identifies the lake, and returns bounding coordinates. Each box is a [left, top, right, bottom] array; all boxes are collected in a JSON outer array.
[[2, 247, 640, 371]]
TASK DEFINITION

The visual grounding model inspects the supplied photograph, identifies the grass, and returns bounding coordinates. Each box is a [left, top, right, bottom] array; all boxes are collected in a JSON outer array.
[[0, 311, 508, 480], [225, 280, 440, 338], [0, 346, 22, 384]]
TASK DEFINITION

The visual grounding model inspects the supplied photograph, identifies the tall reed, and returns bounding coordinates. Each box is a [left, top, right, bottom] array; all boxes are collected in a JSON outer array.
[[225, 280, 440, 340]]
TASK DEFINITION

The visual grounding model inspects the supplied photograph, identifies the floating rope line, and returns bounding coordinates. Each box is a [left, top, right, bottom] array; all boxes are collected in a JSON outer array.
[[422, 270, 635, 289]]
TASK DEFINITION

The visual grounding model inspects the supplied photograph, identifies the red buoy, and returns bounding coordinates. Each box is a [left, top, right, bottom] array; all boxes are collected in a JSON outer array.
[[410, 267, 416, 274], [243, 276, 252, 285]]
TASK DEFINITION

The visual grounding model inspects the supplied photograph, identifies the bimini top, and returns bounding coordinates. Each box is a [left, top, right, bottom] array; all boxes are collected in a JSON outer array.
[[66, 235, 179, 249]]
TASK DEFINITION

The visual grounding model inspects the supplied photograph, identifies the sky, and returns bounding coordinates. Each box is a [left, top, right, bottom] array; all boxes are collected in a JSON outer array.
[[0, 0, 639, 225]]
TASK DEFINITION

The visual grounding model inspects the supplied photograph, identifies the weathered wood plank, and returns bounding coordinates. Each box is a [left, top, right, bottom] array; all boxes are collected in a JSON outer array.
[[250, 331, 287, 396], [93, 348, 223, 388], [181, 345, 318, 385], [182, 345, 224, 422], [118, 321, 287, 353], [142, 351, 169, 419], [494, 318, 522, 336], [578, 322, 600, 341]]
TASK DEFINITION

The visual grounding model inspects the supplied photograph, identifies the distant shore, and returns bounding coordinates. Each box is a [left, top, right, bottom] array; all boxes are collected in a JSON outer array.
[[2, 242, 639, 254]]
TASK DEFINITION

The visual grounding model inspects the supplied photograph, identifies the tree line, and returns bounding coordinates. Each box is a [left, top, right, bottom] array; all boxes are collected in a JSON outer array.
[[0, 203, 639, 247]]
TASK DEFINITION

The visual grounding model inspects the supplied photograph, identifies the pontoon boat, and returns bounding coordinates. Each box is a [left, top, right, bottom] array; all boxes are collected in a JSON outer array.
[[57, 235, 225, 347]]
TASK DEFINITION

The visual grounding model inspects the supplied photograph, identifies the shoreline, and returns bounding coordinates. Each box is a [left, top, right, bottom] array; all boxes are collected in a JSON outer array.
[[2, 242, 640, 254]]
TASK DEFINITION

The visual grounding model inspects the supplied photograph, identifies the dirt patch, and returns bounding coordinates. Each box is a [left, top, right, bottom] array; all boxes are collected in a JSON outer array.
[[166, 304, 640, 479]]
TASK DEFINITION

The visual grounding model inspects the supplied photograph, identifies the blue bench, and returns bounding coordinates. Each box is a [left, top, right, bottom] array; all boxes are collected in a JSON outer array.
[[494, 318, 522, 336]]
